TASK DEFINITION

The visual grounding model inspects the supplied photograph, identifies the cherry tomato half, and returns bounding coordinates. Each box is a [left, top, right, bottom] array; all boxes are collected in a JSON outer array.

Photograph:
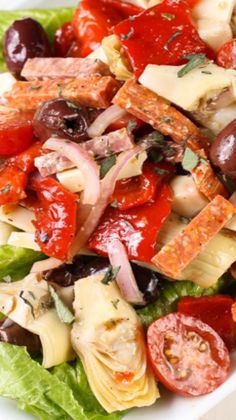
[[178, 295, 235, 350], [147, 313, 230, 397], [33, 178, 78, 260], [217, 39, 236, 70], [0, 110, 34, 157]]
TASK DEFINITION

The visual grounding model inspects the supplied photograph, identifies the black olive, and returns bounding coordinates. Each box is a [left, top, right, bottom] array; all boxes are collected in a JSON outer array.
[[210, 119, 236, 178], [0, 317, 41, 354], [33, 99, 91, 142], [3, 18, 51, 78], [131, 263, 161, 305]]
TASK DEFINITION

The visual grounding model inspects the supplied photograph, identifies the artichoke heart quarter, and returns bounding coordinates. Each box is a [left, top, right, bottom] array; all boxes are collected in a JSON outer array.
[[71, 274, 159, 413]]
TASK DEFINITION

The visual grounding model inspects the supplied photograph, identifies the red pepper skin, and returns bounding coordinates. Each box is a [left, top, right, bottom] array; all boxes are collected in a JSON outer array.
[[72, 0, 142, 57], [0, 166, 27, 205], [0, 111, 34, 157], [114, 0, 212, 77], [54, 22, 79, 57], [33, 178, 77, 261], [178, 295, 236, 350], [89, 183, 172, 263], [10, 142, 42, 174]]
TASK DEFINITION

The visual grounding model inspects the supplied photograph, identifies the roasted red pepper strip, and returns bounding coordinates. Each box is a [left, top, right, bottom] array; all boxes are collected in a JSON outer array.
[[89, 183, 172, 263], [111, 162, 172, 210], [0, 110, 34, 157], [0, 166, 27, 205], [33, 178, 77, 260], [114, 0, 211, 77], [217, 39, 236, 70], [54, 22, 80, 57], [72, 0, 142, 57], [178, 295, 235, 350], [10, 142, 42, 174]]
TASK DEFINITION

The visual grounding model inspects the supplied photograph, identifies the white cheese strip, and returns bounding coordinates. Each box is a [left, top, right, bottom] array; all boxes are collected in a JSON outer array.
[[0, 222, 15, 245], [57, 151, 147, 193], [8, 232, 40, 252], [139, 63, 236, 112], [0, 206, 36, 233], [193, 0, 235, 23], [0, 72, 16, 102], [197, 19, 232, 52]]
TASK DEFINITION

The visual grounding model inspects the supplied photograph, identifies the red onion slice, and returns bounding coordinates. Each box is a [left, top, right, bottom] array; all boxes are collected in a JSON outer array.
[[108, 238, 145, 305], [44, 138, 100, 206], [87, 104, 127, 138], [31, 257, 63, 273], [68, 144, 145, 259]]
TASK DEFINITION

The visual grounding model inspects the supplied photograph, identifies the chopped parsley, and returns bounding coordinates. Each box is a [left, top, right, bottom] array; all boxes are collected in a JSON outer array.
[[161, 12, 175, 20], [49, 286, 75, 324], [120, 27, 134, 41], [182, 147, 199, 171], [100, 155, 117, 178], [0, 184, 10, 194], [29, 85, 42, 91], [111, 299, 120, 309], [101, 266, 120, 285], [164, 31, 182, 51], [162, 116, 173, 123], [110, 199, 118, 208], [201, 70, 212, 75], [57, 82, 64, 97], [177, 53, 206, 78], [148, 149, 163, 163], [127, 120, 138, 132], [155, 167, 169, 176]]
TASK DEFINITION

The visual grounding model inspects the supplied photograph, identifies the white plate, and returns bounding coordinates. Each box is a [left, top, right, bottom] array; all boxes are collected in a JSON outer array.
[[0, 1, 236, 419]]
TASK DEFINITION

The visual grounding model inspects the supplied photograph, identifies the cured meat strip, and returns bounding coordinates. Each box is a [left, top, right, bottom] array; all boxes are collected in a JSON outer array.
[[21, 57, 111, 80], [113, 79, 207, 151], [152, 195, 235, 279], [35, 128, 135, 177], [5, 76, 120, 111]]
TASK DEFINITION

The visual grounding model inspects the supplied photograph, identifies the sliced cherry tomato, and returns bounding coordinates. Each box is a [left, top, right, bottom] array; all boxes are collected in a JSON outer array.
[[111, 162, 171, 210], [147, 313, 230, 397], [178, 295, 235, 350], [0, 166, 27, 205], [33, 178, 77, 260], [54, 22, 78, 57], [106, 114, 145, 133], [0, 110, 34, 157], [10, 142, 42, 174], [114, 0, 211, 77], [72, 0, 142, 57], [89, 183, 172, 263], [217, 39, 236, 70]]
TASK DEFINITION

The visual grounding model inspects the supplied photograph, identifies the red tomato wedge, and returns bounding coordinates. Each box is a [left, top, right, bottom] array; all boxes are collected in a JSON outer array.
[[147, 313, 230, 397], [10, 142, 42, 174], [0, 166, 27, 205], [114, 0, 211, 77], [0, 110, 34, 157], [72, 0, 142, 57], [89, 183, 172, 263], [217, 39, 236, 70], [33, 178, 78, 260], [111, 162, 171, 210], [178, 295, 235, 350]]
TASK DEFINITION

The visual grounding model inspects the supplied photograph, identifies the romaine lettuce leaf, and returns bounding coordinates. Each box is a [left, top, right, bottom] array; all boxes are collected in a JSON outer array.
[[0, 245, 46, 281], [137, 275, 234, 327], [0, 8, 75, 71], [0, 343, 123, 420]]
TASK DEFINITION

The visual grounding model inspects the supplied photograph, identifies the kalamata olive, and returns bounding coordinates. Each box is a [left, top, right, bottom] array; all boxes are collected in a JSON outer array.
[[33, 99, 91, 142], [0, 317, 41, 354], [210, 119, 236, 178], [3, 18, 51, 78]]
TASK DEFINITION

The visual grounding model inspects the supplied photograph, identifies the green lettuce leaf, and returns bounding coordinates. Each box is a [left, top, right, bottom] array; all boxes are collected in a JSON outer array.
[[0, 8, 75, 71], [0, 343, 123, 420], [137, 275, 234, 327], [0, 245, 46, 281]]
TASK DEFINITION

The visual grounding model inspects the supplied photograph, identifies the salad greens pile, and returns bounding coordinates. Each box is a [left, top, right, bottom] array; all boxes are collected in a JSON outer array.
[[0, 7, 75, 71]]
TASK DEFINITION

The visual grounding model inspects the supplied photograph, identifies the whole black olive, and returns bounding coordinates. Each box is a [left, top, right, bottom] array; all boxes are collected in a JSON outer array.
[[0, 317, 41, 354], [3, 18, 51, 78], [33, 99, 91, 142], [210, 119, 236, 178]]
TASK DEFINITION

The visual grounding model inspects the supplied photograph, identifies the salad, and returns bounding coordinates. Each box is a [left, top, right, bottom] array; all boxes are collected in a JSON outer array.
[[0, 0, 236, 418]]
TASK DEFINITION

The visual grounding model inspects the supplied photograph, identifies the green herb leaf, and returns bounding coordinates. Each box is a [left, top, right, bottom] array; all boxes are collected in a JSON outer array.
[[201, 70, 212, 75], [49, 286, 75, 324], [28, 85, 42, 91], [57, 83, 64, 97], [161, 116, 173, 123], [161, 13, 175, 20], [148, 149, 163, 163], [182, 147, 199, 171], [100, 155, 117, 178], [120, 27, 134, 40], [177, 53, 206, 78], [110, 199, 118, 208], [0, 184, 10, 195], [111, 299, 120, 309], [127, 120, 138, 132], [101, 266, 120, 285], [163, 31, 182, 51], [155, 167, 169, 176]]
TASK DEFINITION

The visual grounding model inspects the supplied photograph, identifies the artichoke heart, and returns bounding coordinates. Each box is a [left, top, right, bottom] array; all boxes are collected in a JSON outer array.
[[102, 35, 133, 81], [71, 274, 159, 413], [0, 273, 75, 368]]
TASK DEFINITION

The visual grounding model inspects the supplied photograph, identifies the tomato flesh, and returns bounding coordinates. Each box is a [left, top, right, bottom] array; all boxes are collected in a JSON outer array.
[[217, 39, 236, 70], [0, 166, 27, 205], [114, 0, 211, 77], [178, 295, 235, 350], [147, 313, 230, 397], [72, 0, 142, 57], [89, 183, 172, 262], [33, 178, 78, 260], [0, 110, 34, 157]]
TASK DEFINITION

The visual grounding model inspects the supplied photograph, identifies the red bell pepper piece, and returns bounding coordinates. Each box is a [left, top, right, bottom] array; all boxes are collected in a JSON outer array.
[[114, 0, 211, 77], [178, 295, 236, 350], [10, 142, 43, 174], [89, 183, 172, 263], [0, 110, 34, 157], [0, 166, 27, 205]]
